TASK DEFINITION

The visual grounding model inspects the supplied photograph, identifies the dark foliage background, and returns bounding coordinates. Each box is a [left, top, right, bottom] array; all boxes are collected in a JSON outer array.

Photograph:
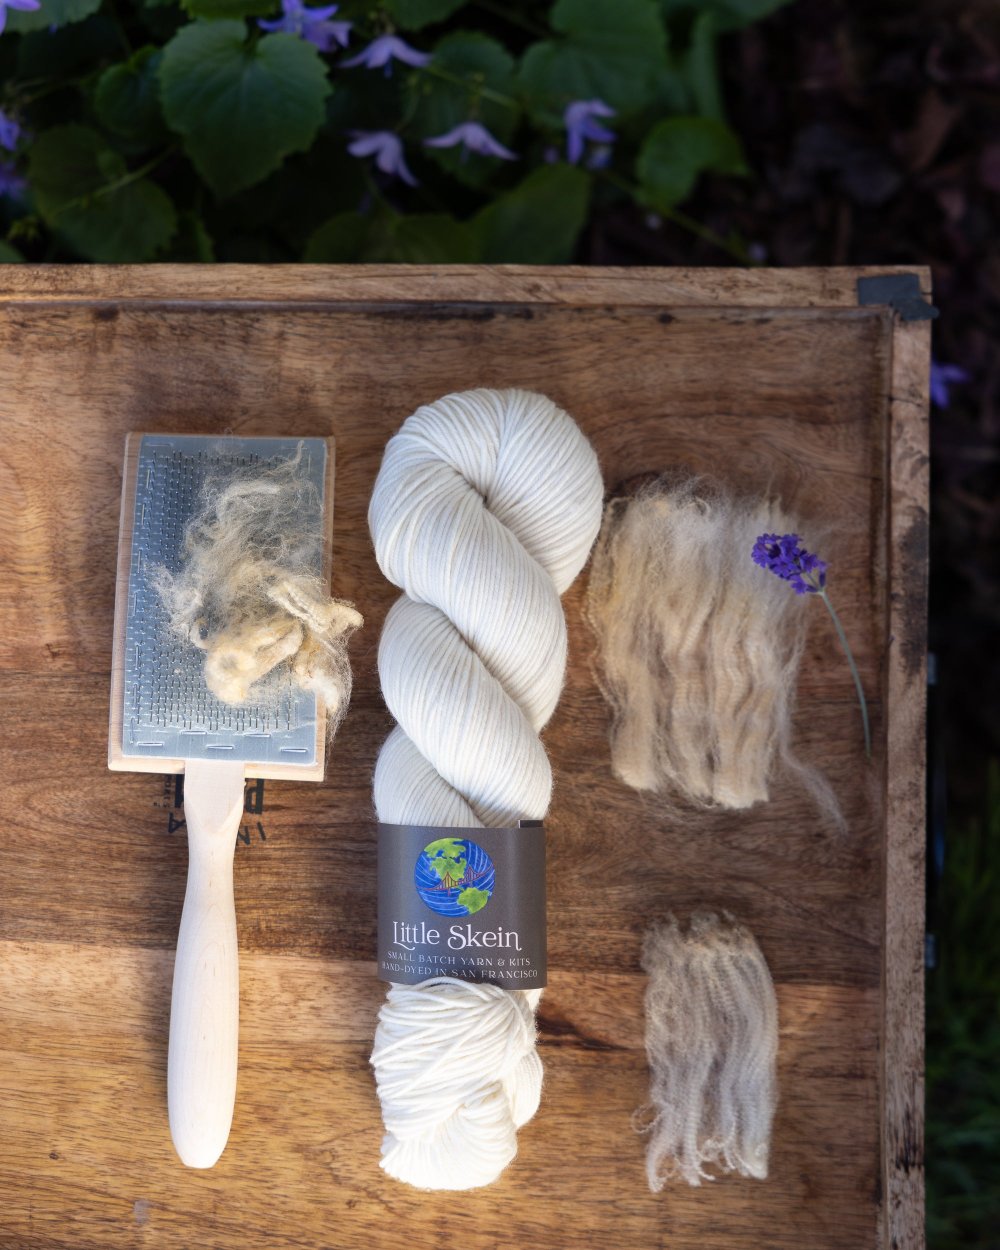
[[1, 0, 997, 1243]]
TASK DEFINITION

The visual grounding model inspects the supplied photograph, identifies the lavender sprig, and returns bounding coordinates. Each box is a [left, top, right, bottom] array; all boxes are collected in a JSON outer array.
[[753, 533, 871, 759]]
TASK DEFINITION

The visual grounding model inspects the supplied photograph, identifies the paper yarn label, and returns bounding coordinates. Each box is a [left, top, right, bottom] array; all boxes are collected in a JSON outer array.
[[377, 822, 546, 991]]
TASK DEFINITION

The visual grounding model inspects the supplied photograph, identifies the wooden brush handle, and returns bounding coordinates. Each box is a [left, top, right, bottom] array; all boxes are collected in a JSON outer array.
[[168, 759, 246, 1168]]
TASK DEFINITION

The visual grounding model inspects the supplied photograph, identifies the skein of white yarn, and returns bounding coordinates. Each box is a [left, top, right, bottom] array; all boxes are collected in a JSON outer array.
[[369, 388, 603, 1190]]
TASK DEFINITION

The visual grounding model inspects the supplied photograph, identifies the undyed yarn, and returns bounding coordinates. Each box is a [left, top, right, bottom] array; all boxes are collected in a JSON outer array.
[[154, 447, 362, 727], [637, 912, 779, 1189], [368, 387, 603, 1190], [585, 475, 841, 825]]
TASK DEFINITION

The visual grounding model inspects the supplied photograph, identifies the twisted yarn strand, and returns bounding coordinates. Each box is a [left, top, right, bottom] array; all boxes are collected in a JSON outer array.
[[369, 388, 603, 1189]]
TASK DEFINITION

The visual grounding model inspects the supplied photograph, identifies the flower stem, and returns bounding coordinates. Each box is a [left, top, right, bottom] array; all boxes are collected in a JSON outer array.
[[596, 169, 757, 266], [818, 589, 871, 760], [48, 146, 177, 223], [423, 62, 519, 110], [471, 0, 550, 38]]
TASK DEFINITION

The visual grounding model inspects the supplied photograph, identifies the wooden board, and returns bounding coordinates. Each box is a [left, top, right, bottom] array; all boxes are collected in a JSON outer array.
[[0, 266, 928, 1250]]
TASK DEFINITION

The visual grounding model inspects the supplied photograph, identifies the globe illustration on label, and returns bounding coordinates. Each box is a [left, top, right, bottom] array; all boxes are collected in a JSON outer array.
[[414, 837, 495, 917]]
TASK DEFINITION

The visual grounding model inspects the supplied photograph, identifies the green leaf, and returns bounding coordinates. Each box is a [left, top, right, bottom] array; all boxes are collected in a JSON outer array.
[[159, 20, 330, 198], [384, 0, 467, 30], [474, 164, 590, 263], [518, 0, 669, 119], [389, 215, 477, 262], [94, 47, 167, 145], [683, 11, 724, 122], [28, 125, 176, 261], [30, 126, 123, 204], [213, 138, 366, 252], [408, 32, 517, 188], [636, 115, 745, 210], [305, 211, 477, 263], [304, 212, 372, 262], [661, 0, 793, 33], [52, 179, 177, 262], [5, 0, 101, 33], [0, 241, 24, 263], [187, 217, 216, 262], [161, 212, 216, 261], [181, 0, 275, 17]]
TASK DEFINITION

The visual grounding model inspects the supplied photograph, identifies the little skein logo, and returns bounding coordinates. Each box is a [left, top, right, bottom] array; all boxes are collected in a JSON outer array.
[[414, 836, 495, 917], [378, 823, 544, 988]]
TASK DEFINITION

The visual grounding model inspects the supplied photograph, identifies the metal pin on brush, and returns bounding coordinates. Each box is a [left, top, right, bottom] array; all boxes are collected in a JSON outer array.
[[108, 434, 358, 1167]]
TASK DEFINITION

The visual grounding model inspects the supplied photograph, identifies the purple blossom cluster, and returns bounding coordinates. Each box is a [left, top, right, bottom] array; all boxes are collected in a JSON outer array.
[[252, 5, 619, 189], [0, 106, 24, 199], [259, 0, 350, 52], [0, 163, 25, 197], [0, 107, 21, 151], [0, 0, 39, 36], [347, 121, 516, 186], [929, 359, 969, 409], [564, 99, 615, 166], [347, 130, 417, 187], [751, 533, 827, 595], [424, 120, 516, 161], [341, 32, 430, 73], [2, 1, 624, 207]]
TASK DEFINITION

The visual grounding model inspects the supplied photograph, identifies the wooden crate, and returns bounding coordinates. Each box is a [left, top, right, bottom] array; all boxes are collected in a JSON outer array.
[[0, 266, 928, 1250]]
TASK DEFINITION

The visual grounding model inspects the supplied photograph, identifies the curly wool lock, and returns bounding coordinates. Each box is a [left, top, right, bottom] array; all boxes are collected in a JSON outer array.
[[153, 447, 362, 726], [585, 475, 842, 825], [637, 912, 779, 1190]]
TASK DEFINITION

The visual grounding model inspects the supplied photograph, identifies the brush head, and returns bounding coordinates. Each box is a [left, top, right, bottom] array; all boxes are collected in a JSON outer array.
[[109, 434, 333, 781]]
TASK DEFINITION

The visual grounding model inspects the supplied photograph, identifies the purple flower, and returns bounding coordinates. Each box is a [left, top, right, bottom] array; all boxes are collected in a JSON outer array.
[[753, 530, 870, 758], [0, 109, 20, 151], [0, 0, 41, 34], [0, 160, 26, 199], [341, 34, 430, 75], [258, 0, 351, 51], [585, 143, 613, 171], [424, 121, 516, 161], [752, 533, 827, 595], [929, 360, 969, 409], [564, 98, 615, 166], [347, 130, 417, 186]]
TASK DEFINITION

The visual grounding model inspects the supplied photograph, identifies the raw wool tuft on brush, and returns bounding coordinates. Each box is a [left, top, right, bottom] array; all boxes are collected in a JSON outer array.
[[637, 911, 779, 1190], [585, 474, 843, 827], [368, 387, 603, 1190], [154, 445, 362, 729]]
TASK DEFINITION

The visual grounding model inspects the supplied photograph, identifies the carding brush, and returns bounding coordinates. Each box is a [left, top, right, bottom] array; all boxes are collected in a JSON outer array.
[[108, 434, 335, 1169]]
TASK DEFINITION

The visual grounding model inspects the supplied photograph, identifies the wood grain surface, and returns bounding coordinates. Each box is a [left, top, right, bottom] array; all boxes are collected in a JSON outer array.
[[0, 265, 929, 1250]]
